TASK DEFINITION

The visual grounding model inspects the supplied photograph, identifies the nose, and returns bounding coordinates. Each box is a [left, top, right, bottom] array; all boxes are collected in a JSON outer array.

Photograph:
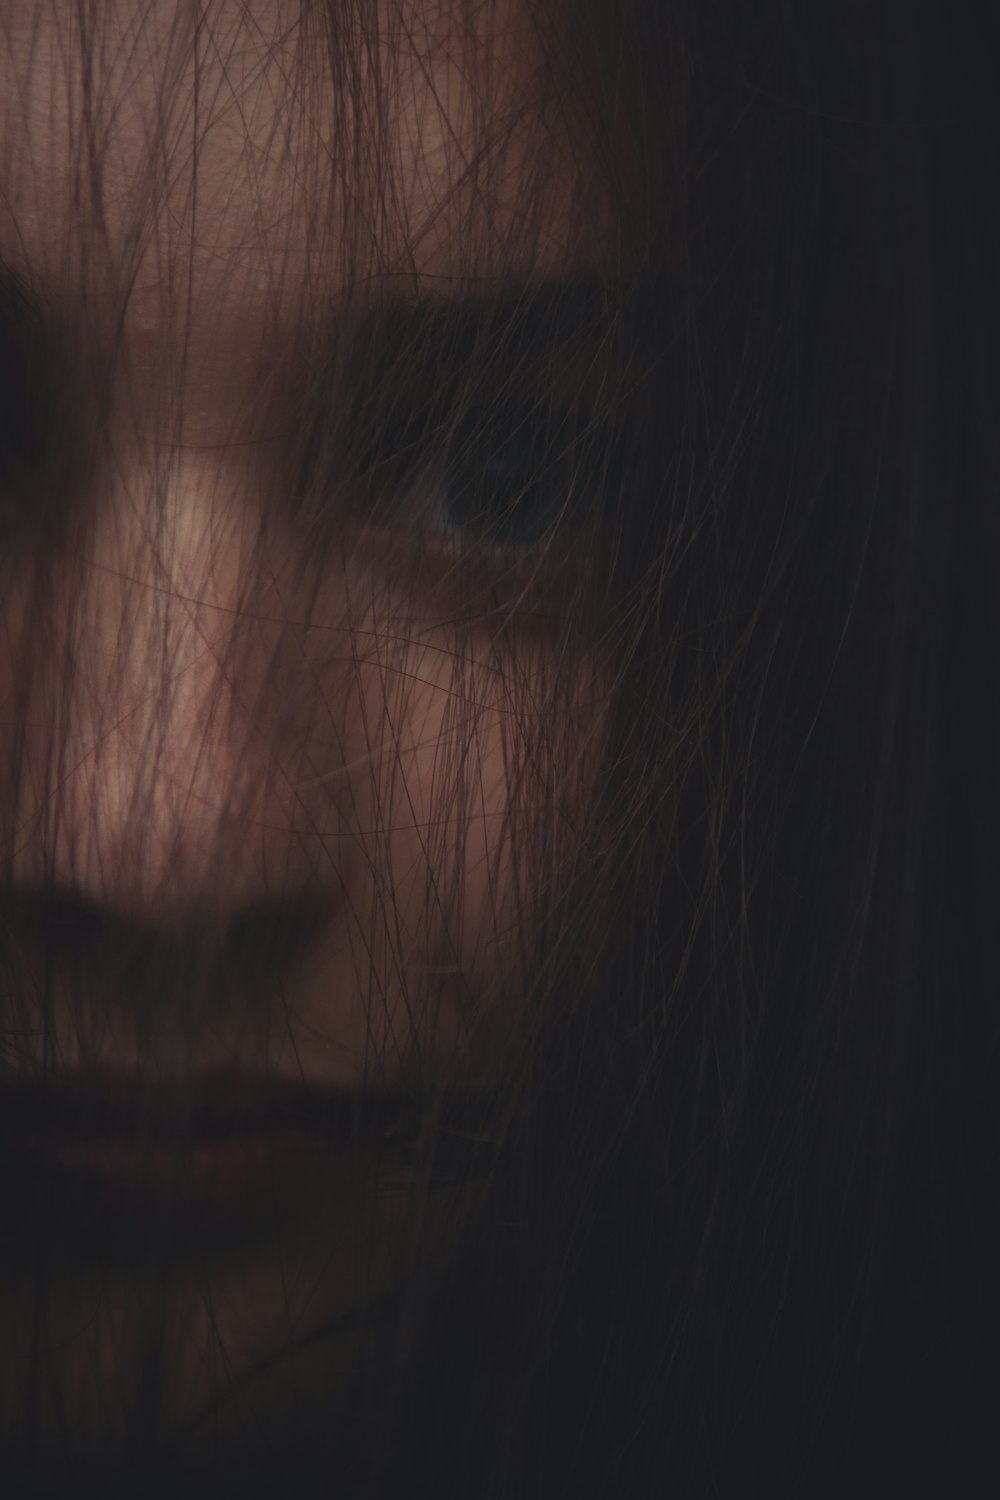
[[2, 445, 334, 927], [2, 882, 327, 1023]]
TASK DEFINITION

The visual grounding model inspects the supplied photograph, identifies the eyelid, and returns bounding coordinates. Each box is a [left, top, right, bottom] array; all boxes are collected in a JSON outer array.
[[288, 276, 637, 564], [343, 282, 630, 475], [351, 380, 605, 559]]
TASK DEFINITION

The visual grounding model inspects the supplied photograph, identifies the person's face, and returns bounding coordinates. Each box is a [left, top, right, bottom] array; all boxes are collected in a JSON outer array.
[[0, 0, 608, 1468]]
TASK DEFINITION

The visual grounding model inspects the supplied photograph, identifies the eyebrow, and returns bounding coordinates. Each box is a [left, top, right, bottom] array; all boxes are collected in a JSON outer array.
[[305, 275, 628, 421], [340, 276, 622, 361], [292, 274, 630, 455], [1, 251, 623, 369], [1, 261, 634, 488]]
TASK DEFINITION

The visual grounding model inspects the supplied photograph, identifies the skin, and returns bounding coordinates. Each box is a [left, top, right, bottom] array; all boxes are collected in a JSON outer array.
[[0, 0, 607, 1469]]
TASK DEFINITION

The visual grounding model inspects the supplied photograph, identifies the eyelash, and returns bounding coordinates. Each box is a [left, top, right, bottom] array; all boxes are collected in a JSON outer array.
[[292, 286, 634, 572], [406, 398, 583, 551], [353, 369, 619, 560]]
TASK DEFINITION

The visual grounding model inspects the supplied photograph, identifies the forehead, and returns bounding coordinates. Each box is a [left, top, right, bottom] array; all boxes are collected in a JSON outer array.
[[0, 0, 595, 336]]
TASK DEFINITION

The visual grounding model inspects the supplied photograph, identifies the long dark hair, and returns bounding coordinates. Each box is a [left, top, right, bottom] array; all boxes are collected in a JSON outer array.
[[1, 2, 996, 1496], [363, 4, 1000, 1496]]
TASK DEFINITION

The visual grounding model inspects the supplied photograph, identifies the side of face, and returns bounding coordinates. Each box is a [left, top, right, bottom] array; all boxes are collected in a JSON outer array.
[[0, 0, 610, 1464], [0, 0, 607, 1087]]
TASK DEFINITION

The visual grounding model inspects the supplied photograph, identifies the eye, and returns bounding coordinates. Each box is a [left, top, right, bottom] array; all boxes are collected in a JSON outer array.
[[429, 391, 577, 551], [323, 282, 632, 559]]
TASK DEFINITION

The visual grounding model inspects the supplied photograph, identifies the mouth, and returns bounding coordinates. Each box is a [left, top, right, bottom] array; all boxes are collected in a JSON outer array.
[[0, 1073, 424, 1264]]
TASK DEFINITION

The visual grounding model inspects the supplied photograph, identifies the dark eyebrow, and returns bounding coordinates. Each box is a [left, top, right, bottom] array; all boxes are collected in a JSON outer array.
[[278, 275, 637, 523], [313, 276, 629, 428], [344, 276, 622, 367], [284, 274, 629, 464]]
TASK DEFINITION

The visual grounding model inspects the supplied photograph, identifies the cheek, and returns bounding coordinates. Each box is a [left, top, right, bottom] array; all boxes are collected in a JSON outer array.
[[386, 655, 519, 973], [353, 618, 602, 973]]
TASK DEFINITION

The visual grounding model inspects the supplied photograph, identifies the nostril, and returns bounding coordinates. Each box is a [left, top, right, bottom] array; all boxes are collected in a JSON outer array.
[[36, 898, 114, 962], [223, 898, 327, 989], [0, 269, 58, 491], [0, 891, 115, 969], [0, 890, 121, 1014], [1, 885, 329, 1009]]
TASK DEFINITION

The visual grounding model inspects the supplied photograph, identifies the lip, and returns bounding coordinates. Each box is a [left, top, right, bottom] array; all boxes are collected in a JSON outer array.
[[0, 1071, 420, 1140], [0, 1073, 423, 1264]]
